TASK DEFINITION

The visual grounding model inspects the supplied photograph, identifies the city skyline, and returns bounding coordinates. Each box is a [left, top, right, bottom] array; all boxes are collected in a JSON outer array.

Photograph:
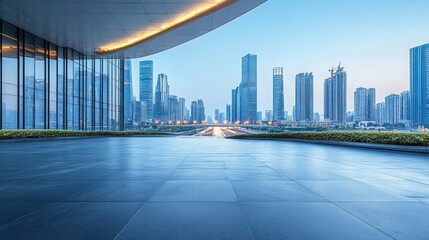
[[131, 0, 429, 115]]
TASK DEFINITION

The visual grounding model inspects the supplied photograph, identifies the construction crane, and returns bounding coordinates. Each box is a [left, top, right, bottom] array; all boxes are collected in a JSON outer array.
[[328, 61, 343, 77]]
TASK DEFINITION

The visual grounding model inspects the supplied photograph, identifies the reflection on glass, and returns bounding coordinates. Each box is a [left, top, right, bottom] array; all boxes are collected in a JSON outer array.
[[0, 20, 123, 130], [2, 22, 18, 129]]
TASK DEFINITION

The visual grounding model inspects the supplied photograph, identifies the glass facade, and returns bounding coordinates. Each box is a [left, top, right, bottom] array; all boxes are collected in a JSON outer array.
[[410, 44, 429, 125], [0, 20, 123, 130], [139, 60, 153, 122], [240, 54, 257, 123], [295, 72, 314, 122], [272, 67, 284, 121]]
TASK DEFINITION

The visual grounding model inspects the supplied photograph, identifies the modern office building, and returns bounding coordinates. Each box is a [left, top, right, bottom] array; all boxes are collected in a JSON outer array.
[[354, 88, 367, 122], [179, 98, 186, 122], [354, 87, 376, 122], [0, 0, 265, 130], [324, 65, 347, 122], [265, 110, 272, 122], [191, 101, 198, 123], [295, 72, 314, 122], [314, 112, 321, 121], [231, 87, 240, 123], [367, 88, 376, 121], [257, 111, 263, 122], [375, 102, 386, 125], [400, 90, 411, 122], [240, 54, 257, 123], [272, 67, 284, 121], [124, 59, 133, 127], [226, 104, 231, 122], [385, 94, 401, 125], [219, 112, 226, 123], [134, 101, 146, 125], [410, 44, 429, 125], [139, 60, 153, 122], [168, 95, 179, 123], [215, 109, 220, 122], [154, 74, 169, 124], [197, 99, 206, 124]]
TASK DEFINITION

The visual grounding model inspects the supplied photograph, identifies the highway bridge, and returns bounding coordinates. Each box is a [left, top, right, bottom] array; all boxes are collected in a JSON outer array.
[[157, 124, 277, 128]]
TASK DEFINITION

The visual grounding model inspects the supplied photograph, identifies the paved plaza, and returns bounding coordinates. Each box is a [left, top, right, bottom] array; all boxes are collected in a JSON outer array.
[[0, 136, 428, 239]]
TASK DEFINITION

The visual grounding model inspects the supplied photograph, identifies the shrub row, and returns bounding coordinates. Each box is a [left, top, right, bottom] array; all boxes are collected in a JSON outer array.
[[229, 131, 429, 146], [0, 129, 170, 140]]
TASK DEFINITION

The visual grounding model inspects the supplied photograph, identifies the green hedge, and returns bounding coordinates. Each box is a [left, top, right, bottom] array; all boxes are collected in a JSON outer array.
[[0, 130, 170, 139], [229, 131, 429, 146]]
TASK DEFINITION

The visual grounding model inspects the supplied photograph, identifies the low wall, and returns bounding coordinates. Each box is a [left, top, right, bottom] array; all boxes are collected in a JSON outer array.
[[236, 138, 429, 154]]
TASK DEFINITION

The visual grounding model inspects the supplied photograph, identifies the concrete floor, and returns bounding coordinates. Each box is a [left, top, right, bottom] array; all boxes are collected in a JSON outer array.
[[0, 136, 428, 239]]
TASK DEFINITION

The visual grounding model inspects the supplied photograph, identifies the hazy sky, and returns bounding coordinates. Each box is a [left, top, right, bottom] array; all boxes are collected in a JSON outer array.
[[132, 0, 429, 117]]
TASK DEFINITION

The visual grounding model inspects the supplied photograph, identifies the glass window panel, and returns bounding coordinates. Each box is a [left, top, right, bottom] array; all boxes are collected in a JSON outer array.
[[73, 51, 80, 130], [49, 43, 57, 129], [86, 62, 93, 130], [24, 32, 35, 129], [2, 22, 18, 129], [57, 47, 64, 129], [34, 37, 45, 129]]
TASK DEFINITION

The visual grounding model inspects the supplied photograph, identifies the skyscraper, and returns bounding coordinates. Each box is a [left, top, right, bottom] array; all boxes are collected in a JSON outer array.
[[400, 90, 411, 122], [410, 44, 429, 125], [265, 110, 272, 122], [231, 87, 240, 123], [375, 102, 386, 125], [179, 98, 186, 122], [123, 59, 133, 126], [367, 88, 376, 121], [273, 67, 284, 121], [257, 111, 262, 122], [240, 54, 257, 123], [197, 99, 205, 124], [385, 94, 401, 125], [354, 88, 367, 122], [354, 87, 376, 122], [324, 64, 347, 122], [226, 104, 231, 123], [295, 72, 314, 121], [139, 60, 153, 121], [215, 109, 220, 122], [168, 95, 179, 123], [154, 74, 169, 123], [191, 101, 198, 123]]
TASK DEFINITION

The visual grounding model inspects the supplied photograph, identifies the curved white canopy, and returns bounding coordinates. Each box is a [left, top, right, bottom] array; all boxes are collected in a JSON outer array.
[[0, 0, 266, 58]]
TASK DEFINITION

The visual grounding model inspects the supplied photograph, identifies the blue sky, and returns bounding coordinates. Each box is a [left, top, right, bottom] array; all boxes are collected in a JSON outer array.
[[132, 0, 429, 117]]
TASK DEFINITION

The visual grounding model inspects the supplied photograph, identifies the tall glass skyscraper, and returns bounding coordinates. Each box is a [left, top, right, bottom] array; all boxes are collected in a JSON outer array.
[[272, 67, 284, 121], [124, 60, 133, 126], [240, 54, 257, 123], [168, 95, 179, 123], [295, 72, 314, 121], [197, 99, 205, 124], [410, 44, 429, 125], [154, 74, 169, 123], [400, 90, 411, 121], [139, 60, 153, 122], [191, 101, 198, 123], [324, 65, 347, 122], [179, 98, 186, 122], [226, 104, 231, 122], [231, 87, 239, 123]]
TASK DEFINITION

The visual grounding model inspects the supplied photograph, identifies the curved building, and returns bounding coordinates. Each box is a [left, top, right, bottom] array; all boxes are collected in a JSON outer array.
[[0, 0, 266, 130]]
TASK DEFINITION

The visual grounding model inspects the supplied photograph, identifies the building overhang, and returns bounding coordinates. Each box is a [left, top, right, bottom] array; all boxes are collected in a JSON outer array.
[[0, 0, 266, 58]]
